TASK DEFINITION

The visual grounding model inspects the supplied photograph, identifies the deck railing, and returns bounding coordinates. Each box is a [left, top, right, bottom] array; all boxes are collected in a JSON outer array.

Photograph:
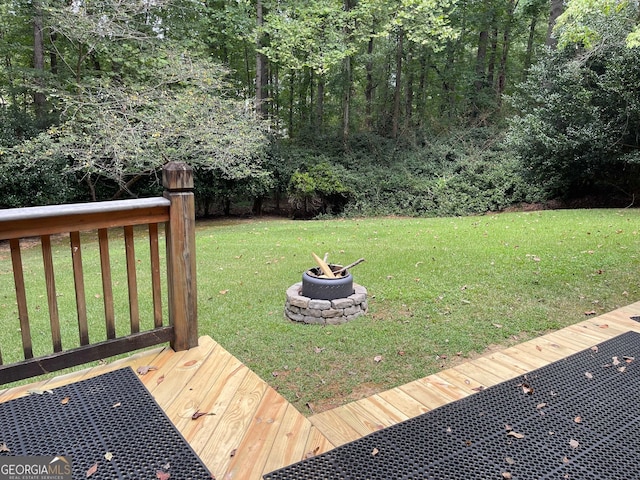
[[0, 162, 197, 384]]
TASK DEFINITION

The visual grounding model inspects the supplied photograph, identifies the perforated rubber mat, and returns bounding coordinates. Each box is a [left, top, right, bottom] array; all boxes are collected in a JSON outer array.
[[265, 331, 640, 480], [0, 367, 211, 479]]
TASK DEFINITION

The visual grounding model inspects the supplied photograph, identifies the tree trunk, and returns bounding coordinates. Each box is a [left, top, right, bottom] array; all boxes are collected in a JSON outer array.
[[33, 1, 46, 125], [523, 15, 537, 80], [497, 0, 516, 103], [341, 0, 355, 145], [475, 30, 489, 92], [546, 0, 564, 48], [404, 44, 414, 131], [391, 29, 403, 139], [255, 0, 268, 117], [364, 34, 375, 131], [487, 27, 498, 89]]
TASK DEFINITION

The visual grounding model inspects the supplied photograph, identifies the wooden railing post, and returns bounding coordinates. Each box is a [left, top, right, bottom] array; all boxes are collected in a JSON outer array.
[[163, 162, 198, 351]]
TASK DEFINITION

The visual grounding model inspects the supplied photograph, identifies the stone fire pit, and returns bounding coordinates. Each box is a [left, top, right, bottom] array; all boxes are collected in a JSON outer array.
[[284, 254, 368, 325], [285, 282, 368, 325]]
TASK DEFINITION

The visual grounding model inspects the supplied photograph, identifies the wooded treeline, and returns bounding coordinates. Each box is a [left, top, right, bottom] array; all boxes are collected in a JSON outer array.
[[1, 0, 639, 217]]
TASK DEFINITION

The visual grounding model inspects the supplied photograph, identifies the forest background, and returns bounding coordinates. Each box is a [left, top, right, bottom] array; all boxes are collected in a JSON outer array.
[[1, 0, 639, 218]]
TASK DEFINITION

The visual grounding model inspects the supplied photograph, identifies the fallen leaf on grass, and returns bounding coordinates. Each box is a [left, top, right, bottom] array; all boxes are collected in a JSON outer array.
[[373, 355, 383, 363], [584, 311, 596, 316], [492, 323, 503, 328], [219, 290, 229, 295], [156, 471, 170, 480], [0, 443, 10, 453], [569, 439, 579, 449], [136, 365, 158, 375], [314, 346, 325, 354], [61, 397, 70, 405], [86, 462, 98, 477]]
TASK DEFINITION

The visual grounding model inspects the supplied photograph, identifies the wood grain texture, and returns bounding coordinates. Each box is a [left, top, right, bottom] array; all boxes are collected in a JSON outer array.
[[41, 235, 62, 352]]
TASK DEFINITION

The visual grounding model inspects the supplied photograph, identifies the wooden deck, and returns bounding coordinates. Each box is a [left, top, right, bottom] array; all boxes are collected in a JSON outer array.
[[2, 301, 640, 479]]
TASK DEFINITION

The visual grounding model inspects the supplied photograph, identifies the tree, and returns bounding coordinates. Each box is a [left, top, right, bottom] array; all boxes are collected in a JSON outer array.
[[505, 12, 640, 200]]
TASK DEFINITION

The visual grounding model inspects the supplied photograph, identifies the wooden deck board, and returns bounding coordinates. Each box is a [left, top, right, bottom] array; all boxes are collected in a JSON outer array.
[[3, 301, 640, 478]]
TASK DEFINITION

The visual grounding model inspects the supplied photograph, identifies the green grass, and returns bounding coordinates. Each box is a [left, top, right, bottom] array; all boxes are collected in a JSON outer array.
[[2, 209, 640, 413]]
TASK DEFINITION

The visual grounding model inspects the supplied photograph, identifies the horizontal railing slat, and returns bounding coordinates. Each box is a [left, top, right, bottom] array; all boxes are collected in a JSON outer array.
[[0, 198, 170, 240], [0, 328, 174, 384]]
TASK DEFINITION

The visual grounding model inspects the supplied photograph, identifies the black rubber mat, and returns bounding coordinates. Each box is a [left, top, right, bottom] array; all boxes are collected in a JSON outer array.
[[265, 331, 640, 480], [0, 367, 211, 479]]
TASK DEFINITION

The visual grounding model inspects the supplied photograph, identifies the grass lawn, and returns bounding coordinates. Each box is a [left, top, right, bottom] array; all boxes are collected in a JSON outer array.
[[1, 209, 639, 413]]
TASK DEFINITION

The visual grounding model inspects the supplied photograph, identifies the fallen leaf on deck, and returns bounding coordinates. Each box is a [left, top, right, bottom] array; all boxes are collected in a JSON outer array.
[[591, 346, 599, 353], [521, 383, 534, 395], [61, 397, 70, 405], [507, 431, 525, 439], [373, 355, 383, 363], [536, 345, 542, 352], [536, 403, 547, 410], [569, 439, 579, 449], [502, 473, 512, 479], [156, 471, 170, 480], [305, 446, 320, 459], [28, 388, 53, 395], [472, 386, 485, 392], [563, 457, 570, 464], [162, 463, 170, 470], [112, 402, 121, 408], [136, 366, 157, 375], [505, 457, 516, 465], [612, 357, 621, 366], [624, 356, 635, 362], [157, 375, 165, 385], [599, 324, 609, 328], [574, 416, 582, 424], [191, 410, 213, 420], [229, 449, 237, 458], [86, 462, 98, 477], [618, 366, 626, 373], [0, 443, 10, 453], [371, 448, 379, 456], [585, 372, 593, 380], [183, 360, 198, 367], [104, 452, 113, 461]]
